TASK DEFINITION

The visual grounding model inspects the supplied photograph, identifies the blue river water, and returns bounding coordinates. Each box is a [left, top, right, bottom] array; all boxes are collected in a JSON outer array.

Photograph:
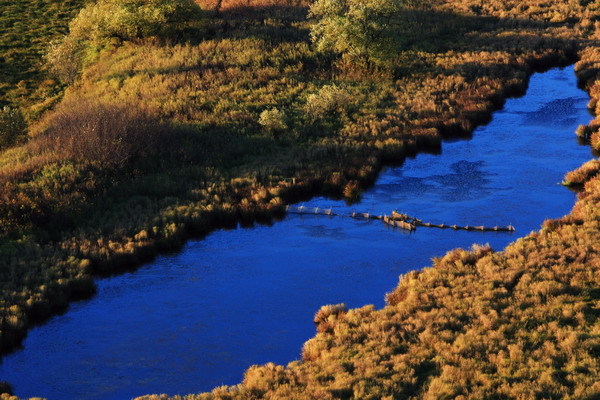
[[0, 66, 594, 399]]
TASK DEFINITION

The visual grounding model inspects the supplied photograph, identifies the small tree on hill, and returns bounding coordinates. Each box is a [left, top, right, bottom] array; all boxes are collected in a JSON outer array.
[[259, 108, 287, 134]]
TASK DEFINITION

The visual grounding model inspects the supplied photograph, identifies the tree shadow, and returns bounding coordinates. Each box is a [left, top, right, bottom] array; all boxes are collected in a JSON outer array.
[[204, 4, 310, 44], [390, 9, 580, 64]]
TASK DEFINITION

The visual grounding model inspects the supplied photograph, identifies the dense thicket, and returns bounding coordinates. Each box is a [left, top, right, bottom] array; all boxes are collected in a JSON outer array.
[[0, 0, 598, 398]]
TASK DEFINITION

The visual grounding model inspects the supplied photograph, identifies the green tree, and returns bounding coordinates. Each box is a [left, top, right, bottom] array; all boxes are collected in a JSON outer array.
[[309, 0, 418, 64]]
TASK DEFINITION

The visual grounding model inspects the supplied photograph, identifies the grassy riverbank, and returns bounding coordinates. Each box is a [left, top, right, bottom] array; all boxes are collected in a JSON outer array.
[[138, 156, 600, 399], [0, 0, 599, 398]]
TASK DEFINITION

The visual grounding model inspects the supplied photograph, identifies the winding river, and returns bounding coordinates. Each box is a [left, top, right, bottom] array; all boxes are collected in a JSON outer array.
[[0, 66, 594, 400]]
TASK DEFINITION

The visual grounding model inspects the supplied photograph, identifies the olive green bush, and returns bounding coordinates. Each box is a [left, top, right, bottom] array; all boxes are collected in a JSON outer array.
[[68, 0, 203, 43], [258, 108, 288, 133], [0, 107, 26, 150]]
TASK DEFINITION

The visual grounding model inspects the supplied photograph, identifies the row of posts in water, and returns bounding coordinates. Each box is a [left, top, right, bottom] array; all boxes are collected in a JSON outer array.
[[286, 206, 516, 233]]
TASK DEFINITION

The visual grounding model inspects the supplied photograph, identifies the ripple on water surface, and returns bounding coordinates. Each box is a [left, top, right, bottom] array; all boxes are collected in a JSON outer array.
[[0, 66, 595, 400]]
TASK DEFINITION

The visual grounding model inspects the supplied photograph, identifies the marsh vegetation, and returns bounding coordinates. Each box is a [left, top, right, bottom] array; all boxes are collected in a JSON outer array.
[[0, 0, 599, 398]]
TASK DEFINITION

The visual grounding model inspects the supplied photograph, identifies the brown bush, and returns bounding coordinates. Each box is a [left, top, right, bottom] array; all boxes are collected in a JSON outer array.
[[31, 100, 179, 170], [313, 303, 347, 333]]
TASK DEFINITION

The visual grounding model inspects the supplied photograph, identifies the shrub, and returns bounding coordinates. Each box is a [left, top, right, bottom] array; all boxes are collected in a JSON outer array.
[[45, 37, 85, 85], [314, 303, 347, 325], [343, 180, 361, 201], [305, 85, 354, 122], [591, 130, 600, 151], [0, 107, 27, 150], [575, 124, 593, 139], [313, 303, 347, 333], [258, 108, 287, 133], [32, 99, 179, 170], [563, 159, 600, 186]]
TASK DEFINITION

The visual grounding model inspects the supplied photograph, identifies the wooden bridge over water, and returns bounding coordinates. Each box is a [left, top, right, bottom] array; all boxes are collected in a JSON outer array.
[[286, 206, 515, 233]]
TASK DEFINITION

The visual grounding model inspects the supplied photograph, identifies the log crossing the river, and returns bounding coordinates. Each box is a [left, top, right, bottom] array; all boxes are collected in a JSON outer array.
[[285, 206, 515, 233]]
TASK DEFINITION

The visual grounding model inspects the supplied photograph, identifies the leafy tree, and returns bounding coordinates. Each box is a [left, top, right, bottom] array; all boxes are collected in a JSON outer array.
[[309, 0, 419, 64], [46, 37, 85, 84]]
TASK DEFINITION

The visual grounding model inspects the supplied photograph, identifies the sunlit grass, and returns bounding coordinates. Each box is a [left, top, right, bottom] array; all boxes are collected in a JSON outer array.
[[0, 1, 598, 398]]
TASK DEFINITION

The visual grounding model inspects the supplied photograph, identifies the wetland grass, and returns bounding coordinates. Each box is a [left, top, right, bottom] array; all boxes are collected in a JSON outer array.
[[0, 0, 599, 398]]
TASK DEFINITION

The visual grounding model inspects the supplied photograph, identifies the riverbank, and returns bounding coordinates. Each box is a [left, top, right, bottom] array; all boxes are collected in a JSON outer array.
[[149, 176, 599, 399], [2, 64, 593, 399], [138, 58, 600, 400], [0, 0, 599, 397]]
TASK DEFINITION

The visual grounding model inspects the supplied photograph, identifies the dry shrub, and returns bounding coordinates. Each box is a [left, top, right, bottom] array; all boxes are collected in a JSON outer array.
[[314, 303, 347, 325], [243, 363, 290, 394], [433, 243, 493, 267], [575, 124, 595, 139], [343, 180, 361, 201], [313, 303, 347, 333], [31, 100, 179, 170]]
